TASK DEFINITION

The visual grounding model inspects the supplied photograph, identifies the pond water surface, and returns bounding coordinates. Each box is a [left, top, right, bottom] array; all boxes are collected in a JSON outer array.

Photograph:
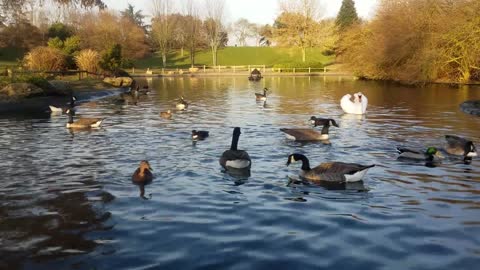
[[1, 76, 480, 270]]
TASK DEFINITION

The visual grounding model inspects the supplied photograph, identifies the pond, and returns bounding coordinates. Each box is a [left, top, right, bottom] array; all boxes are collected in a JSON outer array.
[[1, 76, 479, 269]]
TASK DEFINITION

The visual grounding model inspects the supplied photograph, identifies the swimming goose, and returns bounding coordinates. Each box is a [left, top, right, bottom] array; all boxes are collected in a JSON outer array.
[[118, 86, 139, 104], [176, 96, 189, 110], [310, 116, 339, 128], [397, 147, 443, 161], [160, 110, 172, 119], [340, 92, 368, 114], [49, 96, 77, 113], [138, 85, 150, 95], [65, 109, 103, 129], [255, 88, 269, 101], [192, 130, 209, 141], [445, 135, 477, 162], [286, 153, 374, 183], [132, 160, 154, 182], [280, 128, 330, 141], [219, 127, 251, 170]]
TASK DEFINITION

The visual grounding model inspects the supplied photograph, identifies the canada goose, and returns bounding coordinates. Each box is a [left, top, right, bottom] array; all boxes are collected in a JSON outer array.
[[397, 146, 443, 161], [445, 135, 477, 162], [132, 160, 154, 182], [286, 153, 374, 183], [176, 96, 189, 110], [340, 92, 368, 114], [118, 86, 139, 104], [49, 96, 77, 113], [192, 130, 209, 140], [219, 127, 251, 170], [65, 109, 103, 129], [255, 88, 269, 101], [280, 128, 330, 141], [160, 110, 172, 119]]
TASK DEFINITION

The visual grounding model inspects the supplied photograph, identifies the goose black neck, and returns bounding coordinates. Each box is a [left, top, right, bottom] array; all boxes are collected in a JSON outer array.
[[230, 132, 240, 151], [298, 155, 311, 171]]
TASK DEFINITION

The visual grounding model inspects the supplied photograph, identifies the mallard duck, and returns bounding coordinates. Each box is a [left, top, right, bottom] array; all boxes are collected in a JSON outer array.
[[255, 88, 269, 101], [286, 153, 374, 183], [65, 109, 103, 129], [132, 160, 153, 182], [192, 130, 209, 140], [280, 128, 329, 141], [176, 96, 189, 110], [160, 110, 172, 119], [49, 96, 77, 113], [397, 146, 443, 161], [445, 135, 477, 161], [219, 127, 251, 170], [340, 92, 368, 114]]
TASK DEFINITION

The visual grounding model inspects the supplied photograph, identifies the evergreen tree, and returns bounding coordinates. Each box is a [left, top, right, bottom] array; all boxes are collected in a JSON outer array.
[[335, 0, 359, 30]]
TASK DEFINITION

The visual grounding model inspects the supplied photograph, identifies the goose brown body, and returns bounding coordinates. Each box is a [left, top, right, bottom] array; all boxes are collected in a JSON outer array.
[[287, 154, 374, 183], [132, 160, 153, 182], [66, 109, 103, 129], [445, 135, 477, 160], [280, 128, 329, 141]]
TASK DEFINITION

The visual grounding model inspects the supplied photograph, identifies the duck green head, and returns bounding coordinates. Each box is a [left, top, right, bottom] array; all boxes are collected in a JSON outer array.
[[426, 147, 437, 155]]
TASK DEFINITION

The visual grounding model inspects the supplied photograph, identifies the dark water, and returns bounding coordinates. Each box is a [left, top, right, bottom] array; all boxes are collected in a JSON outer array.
[[1, 76, 480, 270]]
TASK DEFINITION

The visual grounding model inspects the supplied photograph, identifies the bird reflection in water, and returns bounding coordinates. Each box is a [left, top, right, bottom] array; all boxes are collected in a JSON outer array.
[[287, 175, 367, 191], [222, 168, 251, 186], [133, 180, 153, 200]]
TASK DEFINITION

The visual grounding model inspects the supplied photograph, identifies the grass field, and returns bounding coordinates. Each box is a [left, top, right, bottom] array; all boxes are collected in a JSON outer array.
[[0, 47, 25, 67], [135, 47, 334, 69]]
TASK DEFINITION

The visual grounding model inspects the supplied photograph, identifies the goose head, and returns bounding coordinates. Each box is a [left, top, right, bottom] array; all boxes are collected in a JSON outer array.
[[139, 160, 153, 172], [465, 141, 477, 158]]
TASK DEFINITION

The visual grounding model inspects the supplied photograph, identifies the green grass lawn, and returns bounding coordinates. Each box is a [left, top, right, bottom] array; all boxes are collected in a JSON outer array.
[[0, 47, 25, 67], [135, 47, 334, 69]]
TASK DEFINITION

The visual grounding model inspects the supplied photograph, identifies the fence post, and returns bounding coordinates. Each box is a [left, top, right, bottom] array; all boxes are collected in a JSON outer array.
[[324, 67, 327, 73], [203, 65, 206, 73], [132, 67, 135, 74], [308, 67, 311, 73], [263, 65, 265, 73], [162, 68, 164, 74], [293, 68, 295, 73], [248, 65, 250, 71], [233, 66, 235, 73]]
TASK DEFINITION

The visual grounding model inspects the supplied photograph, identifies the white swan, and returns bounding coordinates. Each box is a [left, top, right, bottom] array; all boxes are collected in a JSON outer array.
[[340, 92, 368, 114]]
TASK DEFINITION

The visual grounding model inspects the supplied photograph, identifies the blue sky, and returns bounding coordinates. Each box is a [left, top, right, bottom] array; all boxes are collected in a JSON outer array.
[[103, 0, 379, 25]]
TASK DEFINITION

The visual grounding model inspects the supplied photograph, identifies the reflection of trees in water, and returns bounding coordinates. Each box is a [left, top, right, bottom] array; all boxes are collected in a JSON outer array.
[[0, 174, 114, 270]]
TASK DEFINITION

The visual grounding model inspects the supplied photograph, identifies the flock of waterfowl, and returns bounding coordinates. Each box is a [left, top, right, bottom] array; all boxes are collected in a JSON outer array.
[[49, 85, 478, 188]]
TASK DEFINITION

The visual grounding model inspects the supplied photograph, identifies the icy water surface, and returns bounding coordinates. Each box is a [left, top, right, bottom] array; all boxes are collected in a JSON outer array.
[[1, 76, 480, 269]]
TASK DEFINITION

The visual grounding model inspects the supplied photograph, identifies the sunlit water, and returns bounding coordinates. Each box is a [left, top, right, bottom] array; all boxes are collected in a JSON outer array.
[[1, 76, 480, 269]]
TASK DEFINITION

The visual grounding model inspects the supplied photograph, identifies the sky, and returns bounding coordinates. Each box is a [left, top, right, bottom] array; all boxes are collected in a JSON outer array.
[[102, 0, 379, 25]]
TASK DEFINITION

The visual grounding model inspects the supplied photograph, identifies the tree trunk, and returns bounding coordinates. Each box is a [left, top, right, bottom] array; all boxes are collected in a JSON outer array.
[[181, 47, 184, 57], [211, 46, 217, 66], [162, 52, 167, 68], [190, 47, 195, 67]]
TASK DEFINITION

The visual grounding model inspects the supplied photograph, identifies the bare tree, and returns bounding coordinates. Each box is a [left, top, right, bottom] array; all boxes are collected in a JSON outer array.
[[275, 0, 324, 62], [151, 0, 176, 67], [232, 18, 254, 46], [183, 0, 201, 67], [204, 0, 226, 66]]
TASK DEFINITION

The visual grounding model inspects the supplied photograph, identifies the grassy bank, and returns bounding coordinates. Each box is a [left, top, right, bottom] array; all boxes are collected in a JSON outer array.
[[135, 47, 334, 68], [0, 47, 24, 67]]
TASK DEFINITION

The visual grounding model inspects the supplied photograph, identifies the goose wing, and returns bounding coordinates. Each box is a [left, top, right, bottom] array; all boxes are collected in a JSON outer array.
[[304, 162, 374, 182], [280, 128, 324, 141], [75, 118, 103, 125]]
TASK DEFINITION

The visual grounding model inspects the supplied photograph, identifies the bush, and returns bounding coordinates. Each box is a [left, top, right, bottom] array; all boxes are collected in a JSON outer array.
[[75, 49, 100, 73], [24, 46, 66, 71], [0, 74, 49, 89], [99, 44, 123, 73]]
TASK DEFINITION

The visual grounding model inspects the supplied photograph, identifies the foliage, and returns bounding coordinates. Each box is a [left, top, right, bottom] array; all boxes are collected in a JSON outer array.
[[0, 20, 44, 49], [339, 0, 480, 84], [24, 46, 65, 71], [76, 11, 149, 60], [74, 49, 100, 73], [151, 0, 177, 68], [99, 44, 122, 73], [232, 18, 255, 46], [121, 3, 146, 30], [47, 37, 64, 50], [47, 22, 73, 41], [335, 0, 359, 30]]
